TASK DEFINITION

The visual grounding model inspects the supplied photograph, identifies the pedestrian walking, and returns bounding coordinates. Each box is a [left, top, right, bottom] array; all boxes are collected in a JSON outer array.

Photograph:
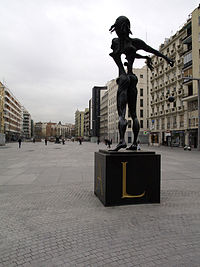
[[62, 138, 65, 145], [45, 137, 48, 145], [18, 138, 22, 148], [33, 138, 35, 143], [79, 138, 82, 145]]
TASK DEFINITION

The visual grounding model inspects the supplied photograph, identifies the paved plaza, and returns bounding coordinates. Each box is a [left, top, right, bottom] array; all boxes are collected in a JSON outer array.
[[0, 141, 200, 267]]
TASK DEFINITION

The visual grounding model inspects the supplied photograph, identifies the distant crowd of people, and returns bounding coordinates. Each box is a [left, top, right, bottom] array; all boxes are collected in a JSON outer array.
[[17, 137, 142, 150]]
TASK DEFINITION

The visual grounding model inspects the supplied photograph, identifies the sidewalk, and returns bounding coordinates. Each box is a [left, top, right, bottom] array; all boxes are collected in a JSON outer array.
[[0, 141, 200, 266]]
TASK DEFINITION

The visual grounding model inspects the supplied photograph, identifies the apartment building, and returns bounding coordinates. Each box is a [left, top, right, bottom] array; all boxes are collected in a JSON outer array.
[[0, 83, 5, 145], [107, 66, 149, 144], [84, 108, 90, 140], [100, 90, 108, 141], [74, 109, 84, 138], [64, 123, 75, 138], [149, 5, 200, 147], [90, 86, 107, 142], [22, 107, 31, 139], [107, 79, 118, 143], [2, 83, 22, 141], [182, 6, 200, 148]]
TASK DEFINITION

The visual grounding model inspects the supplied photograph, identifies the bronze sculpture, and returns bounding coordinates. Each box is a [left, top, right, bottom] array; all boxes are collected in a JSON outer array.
[[109, 16, 174, 151]]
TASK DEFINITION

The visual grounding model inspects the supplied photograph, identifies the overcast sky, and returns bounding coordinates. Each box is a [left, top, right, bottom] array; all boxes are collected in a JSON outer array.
[[0, 0, 199, 123]]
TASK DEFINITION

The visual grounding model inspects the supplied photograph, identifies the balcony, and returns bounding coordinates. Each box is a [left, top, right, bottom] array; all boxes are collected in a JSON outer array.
[[177, 106, 184, 112], [171, 92, 175, 96], [177, 44, 182, 51], [170, 49, 176, 56], [177, 74, 182, 81], [178, 89, 182, 95], [177, 59, 183, 66], [183, 60, 192, 69], [171, 107, 177, 113]]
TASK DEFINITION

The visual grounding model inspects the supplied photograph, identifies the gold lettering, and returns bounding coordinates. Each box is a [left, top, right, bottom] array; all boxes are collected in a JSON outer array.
[[121, 161, 145, 199]]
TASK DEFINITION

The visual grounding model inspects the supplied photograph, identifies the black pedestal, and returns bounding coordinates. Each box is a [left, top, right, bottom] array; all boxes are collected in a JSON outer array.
[[94, 150, 161, 206]]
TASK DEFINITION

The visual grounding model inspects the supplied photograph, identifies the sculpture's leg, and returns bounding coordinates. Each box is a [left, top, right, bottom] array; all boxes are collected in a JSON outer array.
[[110, 74, 129, 151], [127, 74, 140, 151]]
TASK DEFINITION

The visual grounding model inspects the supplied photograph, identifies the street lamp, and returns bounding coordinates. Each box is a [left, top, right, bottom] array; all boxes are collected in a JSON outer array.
[[182, 76, 200, 151]]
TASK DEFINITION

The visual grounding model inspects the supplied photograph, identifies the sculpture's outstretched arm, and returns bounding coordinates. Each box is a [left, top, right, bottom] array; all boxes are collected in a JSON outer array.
[[134, 38, 174, 67], [126, 53, 154, 71]]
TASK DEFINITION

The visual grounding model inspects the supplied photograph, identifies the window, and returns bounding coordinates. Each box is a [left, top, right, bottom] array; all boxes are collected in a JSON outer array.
[[140, 120, 143, 128], [183, 52, 192, 65], [128, 120, 131, 128], [199, 33, 200, 42], [199, 16, 200, 26], [128, 110, 131, 118], [140, 88, 143, 96], [140, 99, 143, 107], [140, 109, 143, 118], [140, 74, 143, 78], [188, 84, 193, 96]]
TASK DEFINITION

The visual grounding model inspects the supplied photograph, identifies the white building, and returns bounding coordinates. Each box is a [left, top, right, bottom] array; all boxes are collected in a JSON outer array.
[[107, 66, 149, 144], [22, 107, 31, 139]]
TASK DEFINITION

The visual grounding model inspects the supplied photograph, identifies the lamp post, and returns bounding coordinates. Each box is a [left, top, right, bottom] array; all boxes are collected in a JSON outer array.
[[183, 76, 200, 151]]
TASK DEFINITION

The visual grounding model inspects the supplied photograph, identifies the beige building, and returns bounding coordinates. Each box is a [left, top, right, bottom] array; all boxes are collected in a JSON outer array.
[[182, 6, 200, 148], [2, 83, 23, 141], [149, 5, 200, 148], [34, 122, 47, 139], [84, 108, 90, 140], [100, 90, 108, 141], [0, 83, 5, 145], [107, 66, 149, 144], [22, 107, 31, 139], [74, 109, 84, 138]]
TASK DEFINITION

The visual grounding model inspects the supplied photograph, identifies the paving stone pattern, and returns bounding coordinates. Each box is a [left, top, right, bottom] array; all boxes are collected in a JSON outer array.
[[0, 141, 200, 266]]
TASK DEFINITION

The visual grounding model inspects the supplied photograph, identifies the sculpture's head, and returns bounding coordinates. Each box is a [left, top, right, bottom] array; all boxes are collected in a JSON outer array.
[[109, 16, 132, 38]]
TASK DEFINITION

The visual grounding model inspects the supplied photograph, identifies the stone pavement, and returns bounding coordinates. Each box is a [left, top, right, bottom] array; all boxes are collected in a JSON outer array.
[[0, 141, 199, 267]]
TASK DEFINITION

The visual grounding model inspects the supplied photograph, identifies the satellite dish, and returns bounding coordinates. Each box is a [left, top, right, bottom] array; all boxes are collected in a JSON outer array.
[[168, 96, 175, 102]]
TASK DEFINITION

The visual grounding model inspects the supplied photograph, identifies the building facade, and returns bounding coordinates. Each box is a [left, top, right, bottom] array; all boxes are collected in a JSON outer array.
[[75, 110, 84, 138], [149, 5, 200, 148], [182, 6, 200, 148], [34, 122, 46, 140], [91, 86, 107, 142], [84, 108, 90, 140], [100, 90, 108, 141], [3, 84, 23, 141], [107, 66, 149, 144], [22, 107, 31, 139]]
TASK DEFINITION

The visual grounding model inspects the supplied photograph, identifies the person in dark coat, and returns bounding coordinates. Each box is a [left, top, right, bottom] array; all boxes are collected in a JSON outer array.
[[18, 138, 22, 148]]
